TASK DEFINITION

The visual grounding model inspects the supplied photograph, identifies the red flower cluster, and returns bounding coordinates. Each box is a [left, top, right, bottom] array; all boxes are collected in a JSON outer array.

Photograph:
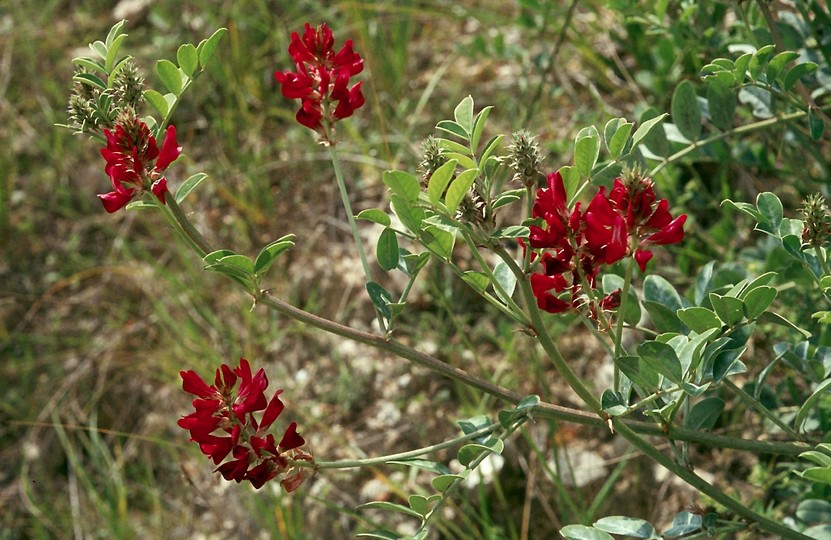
[[274, 23, 364, 136], [178, 358, 312, 491], [98, 119, 181, 213], [529, 172, 686, 315]]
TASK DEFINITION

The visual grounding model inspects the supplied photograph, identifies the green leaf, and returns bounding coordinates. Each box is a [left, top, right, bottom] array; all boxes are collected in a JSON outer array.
[[156, 59, 183, 95], [458, 415, 491, 435], [616, 355, 660, 393], [458, 442, 501, 467], [742, 286, 777, 319], [784, 62, 818, 91], [356, 501, 422, 519], [492, 260, 517, 304], [383, 170, 421, 203], [559, 166, 580, 202], [470, 105, 493, 151], [421, 225, 455, 260], [204, 249, 235, 264], [722, 199, 765, 222], [799, 467, 831, 485], [758, 311, 811, 338], [387, 459, 451, 475], [756, 192, 783, 231], [356, 208, 391, 227], [766, 50, 799, 83], [72, 56, 106, 73], [644, 274, 683, 310], [105, 20, 127, 48], [663, 511, 702, 537], [748, 44, 776, 80], [685, 397, 724, 431], [643, 301, 683, 334], [444, 169, 478, 214], [709, 293, 745, 326], [461, 271, 489, 293], [712, 347, 747, 382], [671, 80, 702, 141], [217, 254, 255, 275], [398, 251, 429, 277], [601, 390, 629, 416], [366, 282, 393, 321], [408, 494, 439, 517], [177, 43, 199, 77], [638, 341, 683, 384], [444, 152, 477, 170], [574, 125, 600, 178], [105, 34, 127, 73], [677, 307, 722, 333], [797, 499, 831, 523], [436, 120, 468, 139], [560, 525, 614, 540], [733, 53, 752, 82], [799, 451, 831, 468], [376, 228, 400, 271], [432, 474, 466, 492], [706, 82, 735, 131], [479, 134, 504, 165], [631, 113, 669, 148], [197, 28, 227, 68], [390, 195, 424, 234], [593, 516, 658, 538], [795, 378, 831, 432], [254, 234, 296, 275], [143, 89, 170, 118], [607, 121, 633, 159], [124, 200, 156, 211], [453, 95, 474, 135], [175, 173, 208, 204], [426, 159, 458, 207], [491, 226, 529, 239], [89, 40, 107, 60], [73, 72, 107, 90]]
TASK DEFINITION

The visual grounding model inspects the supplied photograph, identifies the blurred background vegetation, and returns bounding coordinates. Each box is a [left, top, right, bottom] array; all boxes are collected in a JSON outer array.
[[2, 0, 830, 538]]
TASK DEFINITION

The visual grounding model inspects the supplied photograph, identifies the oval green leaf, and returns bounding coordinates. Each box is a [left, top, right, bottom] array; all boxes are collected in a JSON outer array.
[[671, 80, 702, 141], [376, 228, 400, 271]]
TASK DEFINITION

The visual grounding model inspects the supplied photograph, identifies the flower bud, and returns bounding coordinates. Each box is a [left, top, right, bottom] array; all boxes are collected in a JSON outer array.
[[507, 129, 544, 187], [800, 193, 831, 246]]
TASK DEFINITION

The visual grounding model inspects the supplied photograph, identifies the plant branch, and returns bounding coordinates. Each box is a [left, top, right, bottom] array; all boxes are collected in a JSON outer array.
[[648, 111, 807, 177]]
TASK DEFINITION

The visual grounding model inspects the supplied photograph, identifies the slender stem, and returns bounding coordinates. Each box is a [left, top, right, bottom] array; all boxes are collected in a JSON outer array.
[[294, 423, 500, 469], [164, 196, 212, 257], [460, 229, 531, 326], [327, 143, 372, 281], [723, 378, 805, 441], [612, 420, 813, 540], [648, 111, 807, 177], [522, 184, 534, 273], [614, 256, 636, 362], [493, 246, 604, 413]]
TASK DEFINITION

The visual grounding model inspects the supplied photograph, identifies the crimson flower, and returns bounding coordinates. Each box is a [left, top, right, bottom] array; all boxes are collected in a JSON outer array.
[[527, 171, 686, 319], [274, 23, 364, 140], [178, 358, 313, 491], [98, 116, 181, 213]]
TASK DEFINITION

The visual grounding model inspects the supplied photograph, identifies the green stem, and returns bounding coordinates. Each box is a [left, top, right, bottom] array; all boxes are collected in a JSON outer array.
[[723, 378, 805, 441], [326, 143, 386, 332], [293, 423, 500, 469], [460, 229, 531, 326], [614, 256, 636, 363], [649, 111, 807, 177], [612, 420, 813, 540], [493, 246, 604, 414], [522, 184, 534, 273], [163, 196, 212, 257]]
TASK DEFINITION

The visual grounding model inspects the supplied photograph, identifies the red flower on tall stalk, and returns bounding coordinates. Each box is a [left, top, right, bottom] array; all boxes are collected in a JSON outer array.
[[274, 23, 364, 139], [98, 115, 181, 213], [178, 358, 313, 491], [527, 171, 686, 318]]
